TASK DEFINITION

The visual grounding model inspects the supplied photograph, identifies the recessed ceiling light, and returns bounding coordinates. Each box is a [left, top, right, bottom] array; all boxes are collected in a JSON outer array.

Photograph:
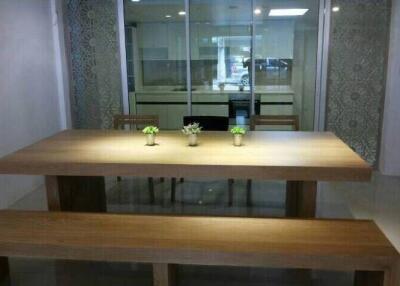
[[165, 15, 172, 18], [178, 11, 186, 16], [269, 8, 309, 16], [332, 6, 340, 12], [254, 8, 262, 15], [130, 0, 140, 2]]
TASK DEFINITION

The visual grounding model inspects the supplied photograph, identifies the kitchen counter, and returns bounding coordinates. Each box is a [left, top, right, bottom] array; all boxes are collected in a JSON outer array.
[[134, 85, 294, 95], [131, 86, 295, 129]]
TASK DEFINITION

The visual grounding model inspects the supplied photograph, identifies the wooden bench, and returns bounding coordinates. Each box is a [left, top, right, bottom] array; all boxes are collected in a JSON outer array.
[[0, 211, 398, 286]]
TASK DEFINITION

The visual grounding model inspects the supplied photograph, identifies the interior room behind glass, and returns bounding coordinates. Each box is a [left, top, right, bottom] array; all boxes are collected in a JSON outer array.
[[124, 0, 319, 130]]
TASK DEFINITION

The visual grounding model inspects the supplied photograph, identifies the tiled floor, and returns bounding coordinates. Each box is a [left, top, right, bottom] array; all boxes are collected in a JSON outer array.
[[2, 172, 400, 285]]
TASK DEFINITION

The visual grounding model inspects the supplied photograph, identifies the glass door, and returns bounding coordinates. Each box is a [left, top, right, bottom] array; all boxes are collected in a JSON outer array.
[[122, 0, 323, 131], [124, 0, 188, 130], [189, 0, 253, 127], [253, 0, 320, 130]]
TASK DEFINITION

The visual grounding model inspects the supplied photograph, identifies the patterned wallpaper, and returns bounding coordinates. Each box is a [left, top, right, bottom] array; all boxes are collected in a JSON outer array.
[[326, 0, 390, 165], [63, 0, 122, 129]]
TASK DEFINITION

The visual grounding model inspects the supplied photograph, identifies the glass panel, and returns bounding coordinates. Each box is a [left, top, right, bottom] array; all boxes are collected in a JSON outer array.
[[254, 0, 320, 131], [124, 0, 187, 130], [189, 0, 253, 128]]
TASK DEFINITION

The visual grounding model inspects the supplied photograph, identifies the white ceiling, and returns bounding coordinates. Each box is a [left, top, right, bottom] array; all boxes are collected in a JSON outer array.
[[124, 0, 319, 24]]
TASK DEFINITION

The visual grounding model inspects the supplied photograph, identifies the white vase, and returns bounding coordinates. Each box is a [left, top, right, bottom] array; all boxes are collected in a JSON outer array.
[[146, 134, 156, 146], [188, 134, 198, 146], [233, 134, 243, 146]]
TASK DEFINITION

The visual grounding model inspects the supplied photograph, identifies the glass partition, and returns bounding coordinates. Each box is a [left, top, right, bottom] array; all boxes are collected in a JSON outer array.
[[124, 0, 187, 129], [123, 0, 321, 130], [254, 0, 320, 130], [189, 0, 252, 127]]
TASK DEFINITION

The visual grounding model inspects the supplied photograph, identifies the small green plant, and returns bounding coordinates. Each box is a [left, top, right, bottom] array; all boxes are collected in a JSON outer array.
[[182, 122, 202, 135], [230, 126, 246, 135], [142, 126, 159, 135]]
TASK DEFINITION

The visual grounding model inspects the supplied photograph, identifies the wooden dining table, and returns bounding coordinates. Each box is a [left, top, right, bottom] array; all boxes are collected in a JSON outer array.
[[0, 129, 372, 218]]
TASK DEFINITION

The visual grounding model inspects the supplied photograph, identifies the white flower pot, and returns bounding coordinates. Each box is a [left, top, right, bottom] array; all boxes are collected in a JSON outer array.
[[233, 134, 243, 146], [188, 134, 198, 146], [146, 134, 156, 146]]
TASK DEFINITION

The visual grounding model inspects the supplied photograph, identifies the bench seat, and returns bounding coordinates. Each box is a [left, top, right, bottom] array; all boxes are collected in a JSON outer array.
[[0, 210, 399, 286]]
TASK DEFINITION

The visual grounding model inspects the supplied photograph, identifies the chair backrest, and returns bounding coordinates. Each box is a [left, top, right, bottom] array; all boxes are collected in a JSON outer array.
[[183, 116, 229, 131], [250, 115, 299, 131], [113, 115, 159, 130]]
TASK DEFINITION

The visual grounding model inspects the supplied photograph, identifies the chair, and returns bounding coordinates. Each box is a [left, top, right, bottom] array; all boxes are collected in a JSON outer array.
[[113, 114, 160, 204], [183, 116, 230, 131], [172, 116, 234, 205], [250, 115, 299, 132], [246, 115, 300, 207], [113, 114, 159, 130]]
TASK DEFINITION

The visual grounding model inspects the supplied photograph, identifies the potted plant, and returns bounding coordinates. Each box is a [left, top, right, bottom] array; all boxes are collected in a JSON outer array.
[[230, 126, 246, 146], [142, 126, 159, 146], [182, 122, 202, 146]]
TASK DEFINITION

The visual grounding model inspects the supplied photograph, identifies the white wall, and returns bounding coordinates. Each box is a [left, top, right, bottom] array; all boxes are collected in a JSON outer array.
[[0, 0, 65, 208], [380, 0, 400, 176]]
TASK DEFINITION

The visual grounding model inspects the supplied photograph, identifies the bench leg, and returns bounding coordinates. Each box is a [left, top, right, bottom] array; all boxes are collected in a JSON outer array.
[[285, 181, 317, 218], [153, 264, 176, 286], [354, 271, 385, 286], [0, 257, 9, 283], [45, 175, 107, 212]]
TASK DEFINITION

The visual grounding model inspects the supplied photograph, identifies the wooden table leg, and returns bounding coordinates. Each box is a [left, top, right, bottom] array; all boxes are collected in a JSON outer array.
[[45, 176, 107, 285], [285, 181, 317, 284], [153, 264, 176, 286], [286, 181, 317, 218], [354, 271, 385, 286], [45, 176, 107, 212], [0, 257, 9, 283]]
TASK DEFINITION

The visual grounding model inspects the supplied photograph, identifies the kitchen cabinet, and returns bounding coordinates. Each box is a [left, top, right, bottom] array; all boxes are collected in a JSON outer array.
[[259, 94, 294, 116], [192, 93, 229, 116], [138, 23, 186, 61], [138, 23, 168, 49], [134, 92, 187, 130], [136, 104, 187, 130], [192, 105, 229, 117], [168, 23, 186, 61]]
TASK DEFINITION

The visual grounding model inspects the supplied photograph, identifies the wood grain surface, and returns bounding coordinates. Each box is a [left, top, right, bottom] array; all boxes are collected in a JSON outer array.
[[0, 130, 372, 181], [0, 210, 397, 272]]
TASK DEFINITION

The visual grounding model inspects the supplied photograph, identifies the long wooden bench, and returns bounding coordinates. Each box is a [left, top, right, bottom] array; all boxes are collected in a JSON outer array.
[[0, 211, 399, 286]]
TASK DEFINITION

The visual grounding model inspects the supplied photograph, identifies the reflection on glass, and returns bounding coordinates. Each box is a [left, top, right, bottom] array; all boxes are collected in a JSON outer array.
[[254, 0, 319, 131], [123, 0, 321, 131], [190, 0, 252, 126], [124, 0, 187, 129]]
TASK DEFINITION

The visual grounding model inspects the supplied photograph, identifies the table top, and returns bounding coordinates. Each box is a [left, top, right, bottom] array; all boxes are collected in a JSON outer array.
[[0, 130, 372, 181]]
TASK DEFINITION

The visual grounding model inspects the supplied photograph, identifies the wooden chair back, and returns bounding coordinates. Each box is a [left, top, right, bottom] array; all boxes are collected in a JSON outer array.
[[250, 115, 299, 131], [113, 115, 159, 130]]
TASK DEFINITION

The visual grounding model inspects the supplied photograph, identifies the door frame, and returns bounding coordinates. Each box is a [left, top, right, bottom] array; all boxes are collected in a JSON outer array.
[[314, 0, 331, 131]]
